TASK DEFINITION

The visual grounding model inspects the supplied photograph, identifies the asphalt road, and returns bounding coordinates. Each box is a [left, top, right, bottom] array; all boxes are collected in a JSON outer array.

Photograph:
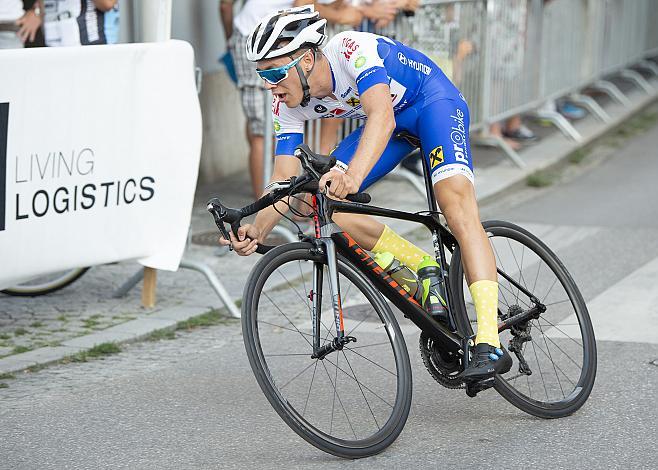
[[2, 123, 658, 470]]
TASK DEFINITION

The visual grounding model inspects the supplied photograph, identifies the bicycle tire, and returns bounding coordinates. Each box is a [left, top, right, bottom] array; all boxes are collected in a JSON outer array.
[[2, 268, 90, 296], [449, 220, 596, 418], [242, 242, 413, 458]]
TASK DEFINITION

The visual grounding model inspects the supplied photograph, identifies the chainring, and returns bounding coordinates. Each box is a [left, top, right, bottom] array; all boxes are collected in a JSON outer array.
[[419, 333, 465, 389]]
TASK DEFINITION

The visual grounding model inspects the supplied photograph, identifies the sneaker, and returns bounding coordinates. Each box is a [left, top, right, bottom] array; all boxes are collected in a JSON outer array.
[[400, 152, 424, 177], [558, 102, 587, 120], [461, 343, 512, 381], [503, 124, 538, 142]]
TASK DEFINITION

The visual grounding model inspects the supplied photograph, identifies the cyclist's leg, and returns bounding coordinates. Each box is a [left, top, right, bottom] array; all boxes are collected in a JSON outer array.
[[417, 97, 510, 375], [329, 124, 431, 270]]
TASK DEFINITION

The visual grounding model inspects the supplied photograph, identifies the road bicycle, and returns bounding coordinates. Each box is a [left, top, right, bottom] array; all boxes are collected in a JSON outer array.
[[207, 139, 597, 458]]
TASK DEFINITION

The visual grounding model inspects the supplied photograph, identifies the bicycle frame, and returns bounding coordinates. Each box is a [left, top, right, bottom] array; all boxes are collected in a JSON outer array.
[[308, 190, 466, 359]]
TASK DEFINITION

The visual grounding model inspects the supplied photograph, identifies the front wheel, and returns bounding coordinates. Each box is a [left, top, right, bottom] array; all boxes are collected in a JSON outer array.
[[242, 242, 413, 458], [449, 220, 596, 418]]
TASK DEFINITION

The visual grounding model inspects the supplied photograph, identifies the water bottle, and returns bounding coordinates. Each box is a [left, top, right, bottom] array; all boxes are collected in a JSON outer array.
[[417, 255, 449, 323], [374, 252, 422, 302]]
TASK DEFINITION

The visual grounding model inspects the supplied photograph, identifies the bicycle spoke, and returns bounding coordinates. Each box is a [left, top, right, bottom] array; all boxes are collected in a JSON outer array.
[[529, 339, 549, 401], [323, 356, 395, 409], [532, 260, 542, 294], [534, 320, 584, 369], [535, 320, 566, 398], [303, 360, 320, 416], [342, 351, 380, 430], [277, 268, 312, 317], [344, 346, 397, 377], [344, 341, 390, 350], [320, 357, 357, 440], [258, 319, 315, 342], [530, 337, 578, 387], [261, 294, 313, 348], [538, 317, 583, 347], [280, 360, 318, 391]]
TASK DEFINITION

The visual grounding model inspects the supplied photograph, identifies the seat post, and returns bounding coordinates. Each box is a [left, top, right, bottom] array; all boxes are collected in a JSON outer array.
[[419, 146, 439, 213]]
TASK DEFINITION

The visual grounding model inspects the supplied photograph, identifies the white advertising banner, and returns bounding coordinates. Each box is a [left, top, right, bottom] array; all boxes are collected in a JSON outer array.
[[0, 40, 202, 289]]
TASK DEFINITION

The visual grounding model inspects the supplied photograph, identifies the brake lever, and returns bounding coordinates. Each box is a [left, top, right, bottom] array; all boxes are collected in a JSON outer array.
[[207, 202, 233, 251]]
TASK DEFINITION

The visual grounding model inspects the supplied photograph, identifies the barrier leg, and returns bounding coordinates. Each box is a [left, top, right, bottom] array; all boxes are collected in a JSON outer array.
[[637, 60, 658, 77], [475, 134, 526, 169], [592, 80, 631, 106], [568, 93, 611, 123], [113, 267, 145, 298], [270, 225, 299, 243], [619, 69, 656, 95], [142, 268, 157, 308], [179, 258, 241, 318], [533, 110, 583, 142]]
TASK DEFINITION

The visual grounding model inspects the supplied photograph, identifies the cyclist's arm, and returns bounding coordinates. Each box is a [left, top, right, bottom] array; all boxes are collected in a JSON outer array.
[[251, 155, 301, 239], [344, 83, 396, 185], [293, 0, 364, 27]]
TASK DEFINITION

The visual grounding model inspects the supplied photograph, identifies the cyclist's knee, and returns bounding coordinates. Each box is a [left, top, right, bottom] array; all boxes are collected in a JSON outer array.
[[434, 176, 480, 236]]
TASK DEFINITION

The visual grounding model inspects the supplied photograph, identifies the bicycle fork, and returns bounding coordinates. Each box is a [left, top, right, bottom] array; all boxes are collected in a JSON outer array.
[[310, 194, 356, 360]]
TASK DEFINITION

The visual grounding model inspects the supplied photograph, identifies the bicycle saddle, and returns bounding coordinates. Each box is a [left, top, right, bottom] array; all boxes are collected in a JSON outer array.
[[395, 131, 421, 149]]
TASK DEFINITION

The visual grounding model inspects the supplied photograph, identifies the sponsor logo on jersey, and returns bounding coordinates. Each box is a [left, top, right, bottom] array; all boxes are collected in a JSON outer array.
[[354, 56, 367, 69], [273, 119, 281, 132], [272, 97, 281, 116], [340, 87, 353, 99], [397, 52, 432, 76], [341, 37, 360, 61], [346, 97, 360, 107], [314, 104, 328, 114], [429, 146, 444, 169], [450, 108, 469, 164], [356, 68, 378, 85]]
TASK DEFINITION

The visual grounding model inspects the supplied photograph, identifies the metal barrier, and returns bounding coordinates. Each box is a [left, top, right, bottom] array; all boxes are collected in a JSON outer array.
[[262, 0, 658, 175]]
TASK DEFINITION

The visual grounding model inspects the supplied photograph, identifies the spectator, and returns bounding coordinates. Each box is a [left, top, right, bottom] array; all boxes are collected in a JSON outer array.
[[220, 0, 296, 198], [43, 0, 118, 47], [0, 0, 42, 49]]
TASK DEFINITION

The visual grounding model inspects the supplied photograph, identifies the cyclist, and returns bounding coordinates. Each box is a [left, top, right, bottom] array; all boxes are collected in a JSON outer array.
[[219, 6, 511, 380]]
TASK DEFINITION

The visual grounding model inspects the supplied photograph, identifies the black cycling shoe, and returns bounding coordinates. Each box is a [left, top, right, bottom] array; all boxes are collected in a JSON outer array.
[[461, 343, 512, 381]]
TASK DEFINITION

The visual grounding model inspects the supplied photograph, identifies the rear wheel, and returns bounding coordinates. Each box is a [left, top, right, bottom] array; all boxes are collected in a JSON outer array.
[[449, 220, 596, 418], [242, 242, 413, 458], [2, 268, 90, 296]]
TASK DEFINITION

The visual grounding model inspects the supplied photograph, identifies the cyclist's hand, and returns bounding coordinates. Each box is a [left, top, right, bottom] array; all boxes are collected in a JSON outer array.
[[218, 224, 261, 256], [319, 170, 362, 200]]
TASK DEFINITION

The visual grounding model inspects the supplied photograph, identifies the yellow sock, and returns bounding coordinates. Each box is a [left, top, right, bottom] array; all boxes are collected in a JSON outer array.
[[469, 280, 501, 348], [372, 225, 431, 272]]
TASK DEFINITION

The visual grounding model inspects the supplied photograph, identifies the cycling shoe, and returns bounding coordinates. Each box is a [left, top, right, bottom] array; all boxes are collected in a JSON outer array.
[[461, 343, 512, 381]]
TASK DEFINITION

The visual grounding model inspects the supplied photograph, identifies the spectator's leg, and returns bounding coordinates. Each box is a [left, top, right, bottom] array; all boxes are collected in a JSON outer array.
[[246, 123, 264, 198]]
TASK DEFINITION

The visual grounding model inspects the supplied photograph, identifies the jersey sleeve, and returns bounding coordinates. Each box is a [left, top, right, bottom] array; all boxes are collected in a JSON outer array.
[[335, 32, 389, 95], [272, 97, 304, 156]]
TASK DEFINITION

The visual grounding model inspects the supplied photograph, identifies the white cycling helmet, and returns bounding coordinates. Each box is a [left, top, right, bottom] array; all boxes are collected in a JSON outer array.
[[245, 5, 327, 62]]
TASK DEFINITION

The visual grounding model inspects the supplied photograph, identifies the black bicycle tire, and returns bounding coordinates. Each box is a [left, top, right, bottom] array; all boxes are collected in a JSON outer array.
[[242, 242, 413, 458], [448, 220, 597, 418], [2, 268, 90, 297]]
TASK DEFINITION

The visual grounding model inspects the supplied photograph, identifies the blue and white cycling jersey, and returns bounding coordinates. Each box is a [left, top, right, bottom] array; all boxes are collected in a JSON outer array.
[[273, 31, 474, 187]]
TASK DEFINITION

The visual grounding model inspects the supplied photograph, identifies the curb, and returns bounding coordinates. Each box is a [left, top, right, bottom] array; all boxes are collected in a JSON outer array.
[[1, 87, 656, 377]]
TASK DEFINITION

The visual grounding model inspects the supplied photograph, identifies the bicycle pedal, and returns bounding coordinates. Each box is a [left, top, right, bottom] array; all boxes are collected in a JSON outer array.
[[465, 377, 495, 397]]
